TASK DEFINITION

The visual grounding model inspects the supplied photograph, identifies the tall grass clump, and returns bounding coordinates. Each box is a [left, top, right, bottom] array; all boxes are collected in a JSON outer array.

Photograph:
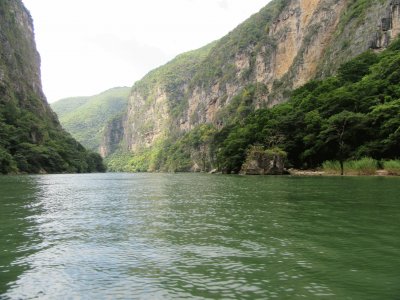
[[322, 160, 342, 174], [383, 160, 400, 175], [323, 157, 378, 175], [345, 157, 377, 175]]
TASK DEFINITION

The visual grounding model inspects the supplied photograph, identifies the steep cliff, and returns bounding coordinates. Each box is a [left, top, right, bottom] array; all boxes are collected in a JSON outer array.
[[0, 0, 104, 173], [103, 0, 400, 171], [0, 0, 51, 118], [122, 44, 215, 153], [100, 113, 126, 157]]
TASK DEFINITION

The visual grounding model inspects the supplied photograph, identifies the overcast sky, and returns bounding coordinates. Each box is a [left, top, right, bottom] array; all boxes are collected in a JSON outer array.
[[22, 0, 270, 102]]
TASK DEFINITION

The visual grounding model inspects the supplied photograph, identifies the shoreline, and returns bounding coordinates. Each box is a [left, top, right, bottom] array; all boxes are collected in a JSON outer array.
[[288, 169, 398, 177]]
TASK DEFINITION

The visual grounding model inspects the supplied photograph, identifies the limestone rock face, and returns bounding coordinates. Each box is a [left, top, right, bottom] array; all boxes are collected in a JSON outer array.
[[123, 87, 171, 153], [99, 115, 125, 158], [101, 0, 400, 162], [0, 0, 55, 120]]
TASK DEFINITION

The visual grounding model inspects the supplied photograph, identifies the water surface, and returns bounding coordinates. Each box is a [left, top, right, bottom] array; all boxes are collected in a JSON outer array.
[[0, 173, 399, 299]]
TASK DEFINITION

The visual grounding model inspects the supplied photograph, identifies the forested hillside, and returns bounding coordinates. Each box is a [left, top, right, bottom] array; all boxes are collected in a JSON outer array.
[[107, 39, 400, 173], [0, 0, 105, 174], [51, 87, 130, 152], [104, 0, 400, 172]]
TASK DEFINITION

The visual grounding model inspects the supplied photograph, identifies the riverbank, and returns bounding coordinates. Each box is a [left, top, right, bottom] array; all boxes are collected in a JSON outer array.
[[288, 169, 397, 176], [288, 169, 325, 176]]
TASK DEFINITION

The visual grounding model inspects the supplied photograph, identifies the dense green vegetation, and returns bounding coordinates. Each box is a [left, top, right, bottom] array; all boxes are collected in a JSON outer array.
[[0, 0, 105, 174], [323, 157, 378, 175], [108, 39, 400, 174], [51, 96, 91, 115], [51, 87, 130, 152], [383, 160, 400, 175], [209, 42, 400, 173], [0, 92, 105, 174]]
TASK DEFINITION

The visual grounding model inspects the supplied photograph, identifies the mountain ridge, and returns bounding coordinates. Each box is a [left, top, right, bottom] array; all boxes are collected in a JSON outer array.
[[52, 0, 400, 173], [102, 0, 400, 164]]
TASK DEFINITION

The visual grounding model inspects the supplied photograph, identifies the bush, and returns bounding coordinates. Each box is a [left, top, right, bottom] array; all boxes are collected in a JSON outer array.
[[345, 157, 377, 175], [0, 147, 17, 174], [338, 51, 378, 82], [323, 157, 377, 175], [383, 160, 400, 175], [322, 160, 342, 174]]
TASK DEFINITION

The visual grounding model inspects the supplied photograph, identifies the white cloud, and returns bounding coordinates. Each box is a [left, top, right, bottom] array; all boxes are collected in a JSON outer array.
[[21, 0, 270, 102]]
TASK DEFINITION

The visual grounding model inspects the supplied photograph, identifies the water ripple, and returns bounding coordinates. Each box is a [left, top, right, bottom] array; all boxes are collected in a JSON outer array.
[[0, 173, 399, 299]]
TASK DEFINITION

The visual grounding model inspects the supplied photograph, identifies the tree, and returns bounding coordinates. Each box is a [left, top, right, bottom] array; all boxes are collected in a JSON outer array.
[[368, 99, 400, 157], [319, 111, 366, 175], [338, 51, 378, 83], [0, 146, 16, 174]]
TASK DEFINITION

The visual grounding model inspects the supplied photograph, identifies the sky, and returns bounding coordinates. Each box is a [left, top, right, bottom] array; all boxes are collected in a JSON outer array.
[[22, 0, 270, 102]]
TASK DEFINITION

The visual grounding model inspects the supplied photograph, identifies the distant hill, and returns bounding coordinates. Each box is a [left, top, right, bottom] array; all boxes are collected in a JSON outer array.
[[51, 97, 90, 115], [51, 87, 130, 152]]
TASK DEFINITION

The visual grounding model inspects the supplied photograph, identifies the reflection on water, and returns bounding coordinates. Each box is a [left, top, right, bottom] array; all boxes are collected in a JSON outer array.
[[0, 173, 399, 299], [0, 176, 42, 295]]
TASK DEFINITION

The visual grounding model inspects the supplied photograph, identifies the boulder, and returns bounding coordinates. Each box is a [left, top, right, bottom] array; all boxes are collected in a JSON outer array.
[[240, 146, 287, 175]]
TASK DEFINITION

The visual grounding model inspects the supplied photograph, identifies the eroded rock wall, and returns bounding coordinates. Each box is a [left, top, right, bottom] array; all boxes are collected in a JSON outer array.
[[0, 0, 55, 119], [102, 0, 400, 158]]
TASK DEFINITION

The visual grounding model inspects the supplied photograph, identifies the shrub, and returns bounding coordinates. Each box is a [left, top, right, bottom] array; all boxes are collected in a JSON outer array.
[[345, 157, 378, 175], [383, 160, 400, 175], [323, 157, 378, 175], [322, 160, 342, 174], [0, 147, 17, 174]]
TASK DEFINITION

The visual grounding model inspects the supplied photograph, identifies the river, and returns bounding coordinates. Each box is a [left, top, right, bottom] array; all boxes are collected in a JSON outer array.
[[0, 173, 399, 299]]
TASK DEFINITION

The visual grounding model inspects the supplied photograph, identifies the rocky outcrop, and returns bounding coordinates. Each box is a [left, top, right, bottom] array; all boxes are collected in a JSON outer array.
[[240, 146, 287, 175], [317, 0, 400, 77], [99, 115, 125, 157], [371, 1, 400, 49], [124, 87, 171, 152], [102, 0, 400, 167]]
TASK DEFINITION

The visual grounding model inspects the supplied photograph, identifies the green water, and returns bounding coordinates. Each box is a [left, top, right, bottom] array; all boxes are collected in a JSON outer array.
[[0, 174, 399, 299]]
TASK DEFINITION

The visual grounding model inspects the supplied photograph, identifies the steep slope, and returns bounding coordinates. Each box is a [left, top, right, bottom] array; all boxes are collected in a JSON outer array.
[[51, 87, 130, 153], [210, 41, 400, 173], [108, 37, 400, 173], [123, 43, 216, 152], [0, 0, 105, 174], [104, 0, 400, 171]]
